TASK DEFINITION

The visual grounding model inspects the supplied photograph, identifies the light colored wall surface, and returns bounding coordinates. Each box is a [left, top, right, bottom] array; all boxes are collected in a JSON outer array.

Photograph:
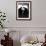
[[0, 0, 46, 46], [0, 0, 46, 27]]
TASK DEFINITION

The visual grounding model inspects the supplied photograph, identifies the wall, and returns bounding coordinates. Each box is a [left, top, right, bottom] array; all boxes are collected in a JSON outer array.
[[0, 0, 46, 46], [0, 0, 46, 28]]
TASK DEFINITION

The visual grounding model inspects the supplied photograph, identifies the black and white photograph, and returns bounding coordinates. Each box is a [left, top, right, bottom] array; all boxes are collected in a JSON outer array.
[[16, 1, 32, 20]]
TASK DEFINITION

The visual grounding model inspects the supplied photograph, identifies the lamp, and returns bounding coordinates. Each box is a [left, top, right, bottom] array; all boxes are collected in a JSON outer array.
[[5, 29, 10, 37]]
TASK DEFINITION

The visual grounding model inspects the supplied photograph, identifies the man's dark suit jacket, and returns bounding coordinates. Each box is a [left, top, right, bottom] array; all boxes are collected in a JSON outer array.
[[18, 7, 29, 18]]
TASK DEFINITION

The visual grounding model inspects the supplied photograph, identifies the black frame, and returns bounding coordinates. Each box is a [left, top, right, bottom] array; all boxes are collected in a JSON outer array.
[[16, 1, 32, 20]]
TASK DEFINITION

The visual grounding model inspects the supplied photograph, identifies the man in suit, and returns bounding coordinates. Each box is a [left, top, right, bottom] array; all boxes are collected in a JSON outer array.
[[18, 6, 29, 18]]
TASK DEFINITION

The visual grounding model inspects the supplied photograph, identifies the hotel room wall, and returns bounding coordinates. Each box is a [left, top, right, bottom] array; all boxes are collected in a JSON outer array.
[[0, 0, 46, 27], [0, 0, 46, 46]]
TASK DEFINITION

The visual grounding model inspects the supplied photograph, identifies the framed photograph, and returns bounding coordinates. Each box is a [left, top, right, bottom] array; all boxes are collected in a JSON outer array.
[[16, 1, 32, 20]]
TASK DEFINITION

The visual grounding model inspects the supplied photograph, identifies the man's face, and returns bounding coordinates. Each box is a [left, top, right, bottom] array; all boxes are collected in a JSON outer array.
[[21, 7, 25, 11]]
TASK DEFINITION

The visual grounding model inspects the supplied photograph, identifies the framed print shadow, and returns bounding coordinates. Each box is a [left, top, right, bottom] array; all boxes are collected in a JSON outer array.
[[16, 1, 32, 20]]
